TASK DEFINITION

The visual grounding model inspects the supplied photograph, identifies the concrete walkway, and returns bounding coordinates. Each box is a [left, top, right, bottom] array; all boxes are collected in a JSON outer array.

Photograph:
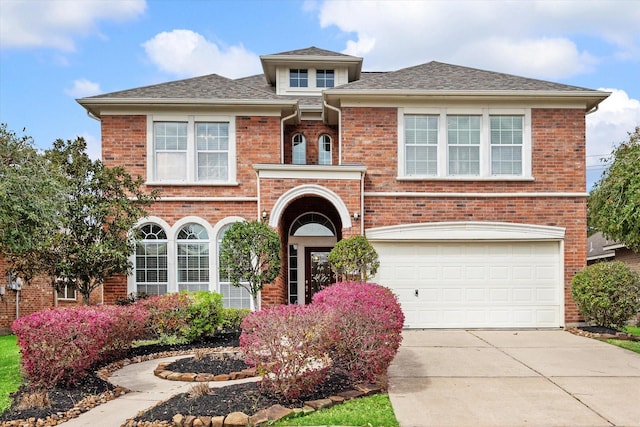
[[388, 330, 640, 427], [62, 355, 259, 427]]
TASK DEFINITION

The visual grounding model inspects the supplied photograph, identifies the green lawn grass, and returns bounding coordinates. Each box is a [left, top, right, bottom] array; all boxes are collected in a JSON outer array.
[[275, 393, 399, 427], [606, 339, 640, 354], [0, 335, 21, 413], [623, 325, 640, 337]]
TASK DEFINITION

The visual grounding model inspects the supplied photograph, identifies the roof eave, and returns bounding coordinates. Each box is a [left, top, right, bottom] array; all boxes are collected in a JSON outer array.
[[77, 97, 298, 118], [323, 89, 611, 110]]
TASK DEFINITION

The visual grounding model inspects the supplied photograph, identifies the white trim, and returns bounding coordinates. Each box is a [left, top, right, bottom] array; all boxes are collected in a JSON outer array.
[[365, 191, 587, 198], [366, 221, 566, 241], [156, 196, 257, 202], [603, 243, 626, 251], [147, 114, 237, 186], [586, 253, 616, 262], [128, 216, 172, 295], [255, 164, 366, 180], [398, 107, 532, 180], [270, 184, 353, 229]]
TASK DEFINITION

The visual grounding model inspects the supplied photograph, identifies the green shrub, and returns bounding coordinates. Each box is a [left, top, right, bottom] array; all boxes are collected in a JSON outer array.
[[220, 307, 251, 333], [328, 235, 380, 281], [183, 291, 224, 342], [571, 261, 640, 329]]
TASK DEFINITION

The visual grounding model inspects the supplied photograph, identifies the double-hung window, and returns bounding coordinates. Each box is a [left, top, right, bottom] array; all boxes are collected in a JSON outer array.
[[447, 115, 481, 176], [149, 115, 235, 184], [490, 115, 523, 175], [177, 223, 209, 292], [399, 108, 530, 179], [154, 122, 187, 181], [135, 223, 168, 296], [405, 115, 438, 176]]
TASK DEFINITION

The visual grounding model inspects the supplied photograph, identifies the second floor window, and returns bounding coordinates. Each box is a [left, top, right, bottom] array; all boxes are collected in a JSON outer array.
[[293, 134, 306, 165], [448, 115, 481, 176], [150, 115, 235, 184], [316, 69, 334, 88], [318, 134, 332, 165], [290, 69, 308, 87]]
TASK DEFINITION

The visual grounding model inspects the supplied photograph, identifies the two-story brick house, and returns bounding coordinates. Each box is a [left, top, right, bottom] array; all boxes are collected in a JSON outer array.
[[0, 46, 609, 331]]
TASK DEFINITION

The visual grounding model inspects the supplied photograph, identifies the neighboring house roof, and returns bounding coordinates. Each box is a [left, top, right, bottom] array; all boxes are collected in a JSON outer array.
[[587, 232, 616, 262]]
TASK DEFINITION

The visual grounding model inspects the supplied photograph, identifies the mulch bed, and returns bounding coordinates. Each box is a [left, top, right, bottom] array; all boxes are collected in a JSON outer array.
[[0, 333, 240, 423]]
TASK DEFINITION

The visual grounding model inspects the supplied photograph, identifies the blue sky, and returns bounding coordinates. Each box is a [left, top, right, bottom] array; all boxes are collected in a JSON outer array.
[[1, 0, 639, 189]]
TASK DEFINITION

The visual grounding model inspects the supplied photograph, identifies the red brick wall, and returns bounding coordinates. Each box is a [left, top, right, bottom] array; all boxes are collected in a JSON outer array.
[[615, 248, 640, 275], [284, 122, 339, 165]]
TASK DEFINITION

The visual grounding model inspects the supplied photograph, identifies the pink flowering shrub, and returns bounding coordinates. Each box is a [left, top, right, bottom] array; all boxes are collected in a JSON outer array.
[[313, 282, 404, 382], [12, 305, 150, 388], [137, 293, 191, 339], [240, 304, 332, 399]]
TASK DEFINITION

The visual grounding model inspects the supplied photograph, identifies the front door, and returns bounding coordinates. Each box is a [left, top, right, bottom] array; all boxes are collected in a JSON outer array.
[[304, 247, 335, 304]]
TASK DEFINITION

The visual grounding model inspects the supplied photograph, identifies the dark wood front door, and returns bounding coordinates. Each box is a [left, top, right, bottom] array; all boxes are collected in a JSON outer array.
[[304, 247, 335, 304]]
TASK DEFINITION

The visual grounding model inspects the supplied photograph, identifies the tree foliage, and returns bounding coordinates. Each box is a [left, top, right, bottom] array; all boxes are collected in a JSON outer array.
[[588, 126, 640, 252], [219, 220, 281, 310], [0, 124, 65, 283], [44, 137, 158, 304], [328, 235, 380, 281]]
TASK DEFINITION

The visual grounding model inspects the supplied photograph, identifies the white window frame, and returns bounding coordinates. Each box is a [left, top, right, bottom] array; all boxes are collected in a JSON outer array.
[[56, 284, 77, 301], [292, 133, 306, 165], [318, 134, 332, 165], [147, 115, 236, 185], [398, 107, 532, 180]]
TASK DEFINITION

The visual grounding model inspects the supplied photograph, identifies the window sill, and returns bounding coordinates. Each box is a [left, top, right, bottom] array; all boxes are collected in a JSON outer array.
[[146, 181, 240, 187], [396, 176, 534, 182]]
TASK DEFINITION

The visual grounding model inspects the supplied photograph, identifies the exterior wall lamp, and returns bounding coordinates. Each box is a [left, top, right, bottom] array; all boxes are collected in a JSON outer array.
[[353, 211, 360, 222], [261, 209, 269, 221]]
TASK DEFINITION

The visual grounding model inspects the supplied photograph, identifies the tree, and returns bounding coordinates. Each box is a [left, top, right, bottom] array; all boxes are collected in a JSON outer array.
[[328, 235, 380, 281], [45, 137, 158, 304], [0, 124, 65, 283], [219, 220, 281, 310], [588, 126, 640, 252]]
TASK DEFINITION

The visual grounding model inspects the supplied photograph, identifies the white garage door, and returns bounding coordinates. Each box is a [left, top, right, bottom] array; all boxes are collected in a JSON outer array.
[[373, 241, 562, 328]]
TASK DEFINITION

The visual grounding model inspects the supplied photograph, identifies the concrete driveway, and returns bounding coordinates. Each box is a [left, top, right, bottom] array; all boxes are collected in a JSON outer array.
[[388, 330, 640, 427]]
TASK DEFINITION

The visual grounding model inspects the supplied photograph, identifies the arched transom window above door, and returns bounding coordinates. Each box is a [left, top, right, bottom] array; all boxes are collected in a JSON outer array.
[[290, 213, 336, 237]]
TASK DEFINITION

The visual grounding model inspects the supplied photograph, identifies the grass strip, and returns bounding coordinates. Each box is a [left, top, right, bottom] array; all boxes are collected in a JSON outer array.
[[606, 339, 640, 354], [276, 393, 399, 427], [0, 335, 21, 413]]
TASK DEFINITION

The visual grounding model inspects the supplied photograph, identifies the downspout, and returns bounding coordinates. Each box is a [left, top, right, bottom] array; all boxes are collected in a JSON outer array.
[[280, 109, 298, 164], [360, 170, 365, 235], [323, 101, 342, 165]]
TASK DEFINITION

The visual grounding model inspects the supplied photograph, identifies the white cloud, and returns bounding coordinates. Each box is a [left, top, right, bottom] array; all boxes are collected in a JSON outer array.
[[317, 0, 640, 79], [65, 79, 102, 98], [142, 30, 262, 79], [586, 89, 640, 167], [0, 0, 146, 51]]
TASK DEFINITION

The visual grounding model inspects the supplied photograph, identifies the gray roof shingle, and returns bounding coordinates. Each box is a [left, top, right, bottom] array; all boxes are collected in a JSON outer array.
[[86, 73, 282, 100], [333, 61, 594, 92], [266, 46, 355, 58]]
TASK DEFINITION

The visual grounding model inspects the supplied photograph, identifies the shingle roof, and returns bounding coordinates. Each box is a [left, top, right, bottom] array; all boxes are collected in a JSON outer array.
[[334, 61, 594, 92], [267, 46, 354, 58], [86, 73, 282, 100]]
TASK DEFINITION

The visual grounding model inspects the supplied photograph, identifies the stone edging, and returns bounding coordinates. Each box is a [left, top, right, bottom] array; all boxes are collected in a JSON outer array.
[[153, 350, 259, 382], [120, 382, 384, 427], [566, 327, 640, 342], [0, 348, 235, 427]]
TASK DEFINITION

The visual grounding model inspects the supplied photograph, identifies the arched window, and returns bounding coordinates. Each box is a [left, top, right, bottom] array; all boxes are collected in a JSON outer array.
[[135, 223, 168, 296], [318, 134, 332, 165], [290, 213, 336, 237], [292, 134, 306, 165], [177, 223, 209, 292], [217, 224, 252, 309]]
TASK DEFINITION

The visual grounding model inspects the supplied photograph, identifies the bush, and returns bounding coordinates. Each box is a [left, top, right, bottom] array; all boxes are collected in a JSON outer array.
[[328, 235, 380, 281], [137, 293, 191, 340], [11, 305, 150, 387], [571, 261, 640, 330], [313, 282, 404, 382], [220, 307, 251, 333], [183, 291, 224, 342], [240, 304, 332, 399]]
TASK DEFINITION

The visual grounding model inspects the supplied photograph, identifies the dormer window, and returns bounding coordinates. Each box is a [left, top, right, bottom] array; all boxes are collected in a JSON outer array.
[[290, 69, 308, 88], [316, 70, 334, 88]]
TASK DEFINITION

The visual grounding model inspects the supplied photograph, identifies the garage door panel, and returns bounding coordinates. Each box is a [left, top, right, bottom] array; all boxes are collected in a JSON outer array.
[[373, 241, 562, 328]]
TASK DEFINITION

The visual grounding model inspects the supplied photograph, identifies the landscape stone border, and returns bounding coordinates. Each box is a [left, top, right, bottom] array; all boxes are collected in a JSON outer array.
[[153, 350, 259, 382], [121, 382, 383, 427], [566, 327, 640, 342]]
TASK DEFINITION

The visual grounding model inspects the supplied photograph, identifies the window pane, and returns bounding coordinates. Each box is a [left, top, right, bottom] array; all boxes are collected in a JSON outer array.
[[198, 153, 228, 181], [156, 152, 187, 181], [316, 69, 335, 88], [290, 69, 308, 87], [292, 134, 306, 165], [154, 122, 187, 150], [318, 134, 332, 165]]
